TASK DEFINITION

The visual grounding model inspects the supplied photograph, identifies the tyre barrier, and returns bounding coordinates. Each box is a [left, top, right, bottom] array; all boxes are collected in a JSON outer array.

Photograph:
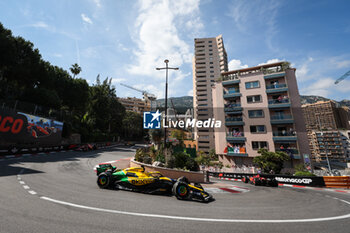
[[324, 176, 350, 189]]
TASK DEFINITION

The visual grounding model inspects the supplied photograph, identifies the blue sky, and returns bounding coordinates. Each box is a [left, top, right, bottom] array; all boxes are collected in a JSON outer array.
[[1, 0, 350, 101]]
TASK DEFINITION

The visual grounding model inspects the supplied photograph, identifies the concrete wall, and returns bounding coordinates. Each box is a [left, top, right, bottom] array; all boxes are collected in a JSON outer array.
[[285, 68, 311, 162], [130, 160, 205, 183], [212, 82, 226, 154]]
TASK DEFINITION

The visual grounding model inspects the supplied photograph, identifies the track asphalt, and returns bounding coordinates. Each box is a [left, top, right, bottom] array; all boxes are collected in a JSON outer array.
[[1, 145, 350, 233]]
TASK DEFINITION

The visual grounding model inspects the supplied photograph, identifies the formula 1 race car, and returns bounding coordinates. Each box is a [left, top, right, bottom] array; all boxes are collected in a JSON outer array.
[[95, 163, 214, 202], [242, 174, 278, 187]]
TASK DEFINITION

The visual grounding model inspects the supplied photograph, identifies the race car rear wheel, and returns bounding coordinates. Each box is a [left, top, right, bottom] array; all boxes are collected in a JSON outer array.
[[97, 172, 111, 189], [173, 181, 190, 200]]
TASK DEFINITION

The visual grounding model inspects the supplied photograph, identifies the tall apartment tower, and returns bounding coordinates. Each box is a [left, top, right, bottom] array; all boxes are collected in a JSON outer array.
[[192, 35, 228, 153], [212, 62, 310, 168]]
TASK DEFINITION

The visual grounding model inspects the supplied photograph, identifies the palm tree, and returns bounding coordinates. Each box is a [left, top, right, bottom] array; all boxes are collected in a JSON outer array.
[[70, 63, 82, 78]]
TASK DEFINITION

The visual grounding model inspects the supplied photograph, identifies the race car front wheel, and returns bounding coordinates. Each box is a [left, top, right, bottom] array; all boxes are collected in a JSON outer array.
[[173, 181, 190, 200], [97, 172, 111, 189]]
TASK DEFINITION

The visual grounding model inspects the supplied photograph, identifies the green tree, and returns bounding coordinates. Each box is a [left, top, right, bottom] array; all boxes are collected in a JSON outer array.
[[70, 63, 82, 78], [149, 129, 164, 146], [122, 111, 143, 140], [253, 149, 290, 174], [294, 164, 315, 176]]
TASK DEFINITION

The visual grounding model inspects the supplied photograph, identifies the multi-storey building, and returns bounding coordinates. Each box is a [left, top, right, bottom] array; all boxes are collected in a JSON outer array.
[[309, 131, 346, 163], [302, 100, 350, 131], [339, 130, 350, 162], [211, 62, 310, 168], [118, 97, 150, 114], [302, 101, 350, 165], [192, 35, 228, 153]]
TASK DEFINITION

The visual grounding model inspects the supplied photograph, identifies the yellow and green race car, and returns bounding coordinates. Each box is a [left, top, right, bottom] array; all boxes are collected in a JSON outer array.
[[96, 163, 214, 202]]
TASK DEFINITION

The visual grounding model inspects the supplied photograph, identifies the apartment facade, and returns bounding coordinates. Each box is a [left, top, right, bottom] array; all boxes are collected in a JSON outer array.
[[212, 62, 310, 168], [302, 101, 350, 165], [118, 97, 150, 114], [309, 131, 347, 164], [302, 100, 350, 131], [192, 35, 228, 153]]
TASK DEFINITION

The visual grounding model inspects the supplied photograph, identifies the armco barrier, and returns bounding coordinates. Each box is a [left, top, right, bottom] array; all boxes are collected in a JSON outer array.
[[130, 160, 205, 183], [209, 172, 326, 187], [323, 176, 350, 189]]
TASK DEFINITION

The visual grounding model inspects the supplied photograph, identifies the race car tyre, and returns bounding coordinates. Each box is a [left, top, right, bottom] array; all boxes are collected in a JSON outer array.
[[97, 172, 111, 189], [254, 178, 261, 186], [173, 181, 190, 200], [242, 177, 249, 183], [267, 179, 278, 187], [177, 176, 190, 184]]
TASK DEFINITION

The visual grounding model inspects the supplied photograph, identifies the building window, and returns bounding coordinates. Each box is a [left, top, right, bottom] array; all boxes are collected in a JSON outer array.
[[247, 95, 261, 103], [210, 62, 213, 64], [250, 125, 266, 133], [248, 110, 264, 118], [209, 45, 212, 47], [210, 75, 214, 77], [209, 49, 213, 51], [245, 81, 260, 89], [252, 141, 268, 150], [210, 71, 214, 73], [208, 41, 212, 43], [209, 53, 213, 56]]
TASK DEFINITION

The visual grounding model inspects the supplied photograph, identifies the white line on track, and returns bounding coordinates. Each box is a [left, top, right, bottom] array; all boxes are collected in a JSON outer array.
[[28, 191, 37, 195], [23, 185, 30, 190], [39, 196, 350, 223], [19, 181, 25, 185]]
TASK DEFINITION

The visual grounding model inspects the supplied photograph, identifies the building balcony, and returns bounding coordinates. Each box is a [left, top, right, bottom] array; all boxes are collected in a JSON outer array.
[[264, 72, 286, 80], [223, 90, 241, 99], [270, 114, 294, 124], [224, 103, 242, 113], [227, 147, 248, 157], [225, 117, 244, 126], [226, 132, 246, 142], [268, 99, 291, 108], [222, 79, 240, 86], [266, 84, 289, 94], [273, 131, 297, 142]]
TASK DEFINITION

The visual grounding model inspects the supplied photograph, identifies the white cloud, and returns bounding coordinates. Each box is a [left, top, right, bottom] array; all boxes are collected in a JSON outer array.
[[258, 58, 283, 66], [127, 0, 201, 98], [53, 53, 63, 58], [187, 89, 193, 96], [128, 0, 200, 77], [111, 78, 127, 83], [81, 14, 93, 24], [300, 78, 334, 97], [228, 59, 248, 70], [296, 63, 309, 80], [31, 21, 49, 29], [330, 57, 350, 69], [93, 0, 101, 8]]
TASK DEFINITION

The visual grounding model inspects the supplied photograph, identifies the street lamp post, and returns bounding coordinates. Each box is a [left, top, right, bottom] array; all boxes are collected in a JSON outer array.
[[156, 59, 179, 147]]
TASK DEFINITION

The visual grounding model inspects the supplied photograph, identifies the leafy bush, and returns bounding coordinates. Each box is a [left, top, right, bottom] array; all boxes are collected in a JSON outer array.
[[253, 149, 290, 174], [155, 153, 165, 163], [294, 171, 316, 177], [143, 156, 152, 165]]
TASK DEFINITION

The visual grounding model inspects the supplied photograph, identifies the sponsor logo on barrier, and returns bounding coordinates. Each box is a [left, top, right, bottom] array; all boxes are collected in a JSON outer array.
[[275, 177, 313, 184]]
